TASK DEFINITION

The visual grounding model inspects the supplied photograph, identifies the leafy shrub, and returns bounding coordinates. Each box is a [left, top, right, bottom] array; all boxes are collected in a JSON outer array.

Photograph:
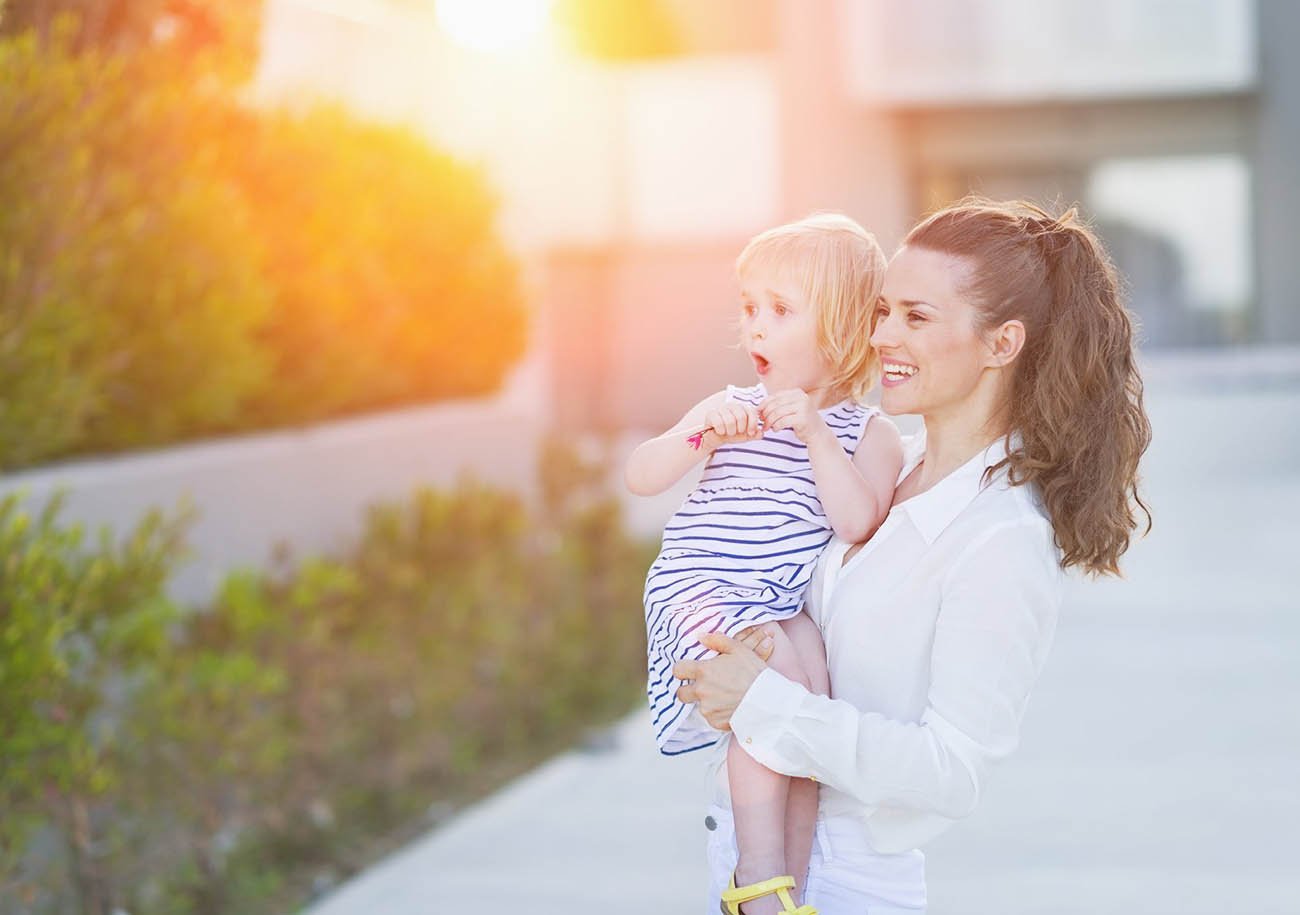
[[228, 106, 527, 427], [0, 27, 272, 469], [1, 448, 655, 914], [0, 0, 263, 85], [0, 21, 526, 470], [0, 491, 191, 912]]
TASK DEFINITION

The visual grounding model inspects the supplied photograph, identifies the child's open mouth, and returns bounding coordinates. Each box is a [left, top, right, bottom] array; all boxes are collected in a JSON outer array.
[[752, 354, 770, 375]]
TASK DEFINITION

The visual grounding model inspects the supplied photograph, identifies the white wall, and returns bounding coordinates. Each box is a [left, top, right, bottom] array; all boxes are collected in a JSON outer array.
[[0, 384, 544, 605], [840, 0, 1257, 105]]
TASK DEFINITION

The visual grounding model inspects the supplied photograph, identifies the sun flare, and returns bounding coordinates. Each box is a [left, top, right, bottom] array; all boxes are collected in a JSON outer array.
[[435, 0, 554, 53]]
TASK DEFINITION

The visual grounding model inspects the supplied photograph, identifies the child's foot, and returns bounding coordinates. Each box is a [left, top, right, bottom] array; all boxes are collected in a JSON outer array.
[[733, 859, 791, 915]]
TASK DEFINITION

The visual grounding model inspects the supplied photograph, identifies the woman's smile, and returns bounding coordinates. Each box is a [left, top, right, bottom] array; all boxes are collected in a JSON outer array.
[[881, 360, 919, 386]]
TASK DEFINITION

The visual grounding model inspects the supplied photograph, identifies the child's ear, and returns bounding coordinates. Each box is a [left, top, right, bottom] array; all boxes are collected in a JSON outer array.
[[984, 319, 1026, 369]]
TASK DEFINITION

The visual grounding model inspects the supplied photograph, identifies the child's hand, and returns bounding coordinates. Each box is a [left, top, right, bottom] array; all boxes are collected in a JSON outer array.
[[760, 388, 828, 444], [702, 403, 762, 448]]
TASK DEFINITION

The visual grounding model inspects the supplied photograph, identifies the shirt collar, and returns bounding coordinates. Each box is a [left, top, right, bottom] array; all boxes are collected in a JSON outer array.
[[894, 423, 1018, 545]]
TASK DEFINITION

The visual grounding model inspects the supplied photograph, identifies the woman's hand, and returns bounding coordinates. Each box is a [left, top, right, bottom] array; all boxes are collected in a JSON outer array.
[[673, 629, 773, 731]]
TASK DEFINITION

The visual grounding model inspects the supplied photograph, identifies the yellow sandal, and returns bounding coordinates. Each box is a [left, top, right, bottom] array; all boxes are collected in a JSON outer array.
[[719, 873, 816, 915]]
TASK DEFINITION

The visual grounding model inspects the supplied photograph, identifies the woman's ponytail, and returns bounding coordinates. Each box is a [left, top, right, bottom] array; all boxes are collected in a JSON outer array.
[[906, 199, 1152, 576]]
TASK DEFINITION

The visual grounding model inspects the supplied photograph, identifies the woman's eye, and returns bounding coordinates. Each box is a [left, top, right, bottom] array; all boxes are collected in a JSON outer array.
[[907, 311, 926, 323]]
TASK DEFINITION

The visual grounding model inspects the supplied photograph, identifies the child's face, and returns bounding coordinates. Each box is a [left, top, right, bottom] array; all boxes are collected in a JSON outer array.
[[738, 266, 834, 399]]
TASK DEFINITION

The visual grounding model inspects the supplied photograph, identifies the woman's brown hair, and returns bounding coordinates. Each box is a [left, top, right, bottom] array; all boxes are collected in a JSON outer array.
[[905, 197, 1152, 576]]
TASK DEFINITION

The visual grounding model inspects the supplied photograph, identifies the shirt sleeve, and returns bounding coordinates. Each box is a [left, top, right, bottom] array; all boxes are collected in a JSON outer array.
[[729, 519, 1063, 820]]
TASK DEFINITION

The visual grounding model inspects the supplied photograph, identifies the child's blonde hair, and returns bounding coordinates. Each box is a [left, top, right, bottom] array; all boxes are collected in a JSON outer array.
[[735, 212, 886, 403]]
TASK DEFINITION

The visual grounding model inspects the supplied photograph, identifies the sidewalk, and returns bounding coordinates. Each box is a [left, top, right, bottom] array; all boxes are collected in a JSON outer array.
[[302, 711, 716, 913], [302, 382, 1300, 915]]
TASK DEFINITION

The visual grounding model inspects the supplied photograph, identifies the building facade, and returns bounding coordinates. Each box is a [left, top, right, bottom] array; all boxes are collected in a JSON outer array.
[[258, 0, 1299, 433]]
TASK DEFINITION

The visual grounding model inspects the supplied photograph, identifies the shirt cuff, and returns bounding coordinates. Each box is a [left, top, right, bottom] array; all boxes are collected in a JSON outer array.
[[730, 667, 808, 763]]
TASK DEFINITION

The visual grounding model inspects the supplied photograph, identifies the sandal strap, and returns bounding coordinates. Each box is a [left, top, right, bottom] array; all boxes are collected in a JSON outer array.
[[721, 874, 796, 906]]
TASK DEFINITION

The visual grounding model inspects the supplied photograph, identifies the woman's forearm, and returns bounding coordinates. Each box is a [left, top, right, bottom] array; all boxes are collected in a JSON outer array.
[[730, 669, 983, 819]]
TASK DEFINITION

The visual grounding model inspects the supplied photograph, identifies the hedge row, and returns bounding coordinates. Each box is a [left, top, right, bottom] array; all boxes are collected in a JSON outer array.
[[0, 25, 526, 471], [0, 443, 655, 914]]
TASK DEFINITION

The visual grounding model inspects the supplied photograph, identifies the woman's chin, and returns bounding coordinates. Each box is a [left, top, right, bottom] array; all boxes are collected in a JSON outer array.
[[878, 388, 911, 415]]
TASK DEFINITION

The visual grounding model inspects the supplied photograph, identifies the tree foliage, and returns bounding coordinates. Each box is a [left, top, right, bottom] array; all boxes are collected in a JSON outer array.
[[230, 106, 527, 426], [0, 19, 526, 469], [0, 28, 271, 468], [0, 0, 263, 84]]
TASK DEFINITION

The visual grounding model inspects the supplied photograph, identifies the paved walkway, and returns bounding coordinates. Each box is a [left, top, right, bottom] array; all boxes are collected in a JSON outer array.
[[303, 381, 1300, 914]]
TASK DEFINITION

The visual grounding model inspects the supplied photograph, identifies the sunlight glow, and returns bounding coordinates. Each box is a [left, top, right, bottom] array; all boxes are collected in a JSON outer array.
[[436, 0, 554, 53]]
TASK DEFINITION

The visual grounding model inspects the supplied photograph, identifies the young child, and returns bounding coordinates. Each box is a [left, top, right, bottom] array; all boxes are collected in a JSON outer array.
[[625, 213, 902, 915]]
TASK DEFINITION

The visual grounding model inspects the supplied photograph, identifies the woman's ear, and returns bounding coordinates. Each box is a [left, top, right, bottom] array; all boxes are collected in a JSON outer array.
[[984, 319, 1026, 368]]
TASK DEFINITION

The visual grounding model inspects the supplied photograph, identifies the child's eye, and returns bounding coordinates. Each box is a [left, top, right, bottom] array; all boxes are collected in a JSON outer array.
[[774, 304, 788, 316], [742, 303, 757, 317]]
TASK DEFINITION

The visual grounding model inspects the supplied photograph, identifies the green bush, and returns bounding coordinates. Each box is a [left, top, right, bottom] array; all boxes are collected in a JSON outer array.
[[0, 1, 262, 84], [0, 491, 191, 912], [0, 28, 272, 469], [0, 22, 526, 470], [1, 448, 655, 914], [229, 106, 527, 427]]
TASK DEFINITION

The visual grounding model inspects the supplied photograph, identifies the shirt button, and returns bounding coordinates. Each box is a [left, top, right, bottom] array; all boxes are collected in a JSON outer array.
[[745, 737, 752, 744], [704, 815, 717, 831], [809, 775, 817, 783]]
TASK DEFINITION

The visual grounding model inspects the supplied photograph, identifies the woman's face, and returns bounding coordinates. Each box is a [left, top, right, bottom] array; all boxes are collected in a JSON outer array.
[[870, 246, 991, 419]]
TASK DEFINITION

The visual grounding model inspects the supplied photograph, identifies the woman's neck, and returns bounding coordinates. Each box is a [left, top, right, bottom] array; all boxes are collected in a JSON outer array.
[[917, 401, 1008, 492]]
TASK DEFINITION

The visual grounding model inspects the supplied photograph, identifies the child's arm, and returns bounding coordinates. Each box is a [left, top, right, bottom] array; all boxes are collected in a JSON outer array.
[[624, 391, 762, 496], [761, 391, 903, 542]]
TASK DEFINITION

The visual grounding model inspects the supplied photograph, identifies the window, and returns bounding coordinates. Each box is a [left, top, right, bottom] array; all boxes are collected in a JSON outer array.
[[1087, 155, 1253, 345]]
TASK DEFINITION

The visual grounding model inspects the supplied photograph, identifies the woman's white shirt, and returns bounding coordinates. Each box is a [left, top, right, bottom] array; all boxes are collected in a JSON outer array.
[[720, 422, 1065, 854]]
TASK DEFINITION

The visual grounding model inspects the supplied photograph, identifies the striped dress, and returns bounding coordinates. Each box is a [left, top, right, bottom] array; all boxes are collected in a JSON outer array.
[[644, 382, 877, 755]]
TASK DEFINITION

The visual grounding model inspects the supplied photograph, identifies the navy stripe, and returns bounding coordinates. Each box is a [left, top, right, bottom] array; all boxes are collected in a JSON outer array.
[[663, 526, 827, 549], [696, 480, 819, 497], [703, 466, 818, 486], [741, 436, 809, 453], [714, 446, 808, 464], [692, 486, 821, 502], [671, 508, 815, 525], [647, 592, 796, 657]]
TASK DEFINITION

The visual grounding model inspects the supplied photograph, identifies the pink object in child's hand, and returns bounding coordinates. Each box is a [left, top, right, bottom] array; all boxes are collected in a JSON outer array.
[[686, 431, 706, 450]]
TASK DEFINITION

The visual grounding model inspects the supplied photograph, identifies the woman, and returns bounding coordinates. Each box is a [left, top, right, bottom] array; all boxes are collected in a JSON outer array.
[[674, 198, 1151, 914]]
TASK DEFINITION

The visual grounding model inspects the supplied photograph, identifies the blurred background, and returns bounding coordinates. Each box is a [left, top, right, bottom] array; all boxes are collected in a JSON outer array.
[[1, 1, 1297, 913]]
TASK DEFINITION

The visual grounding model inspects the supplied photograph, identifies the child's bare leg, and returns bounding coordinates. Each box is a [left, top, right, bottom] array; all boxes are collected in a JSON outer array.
[[777, 612, 830, 905], [728, 622, 813, 915]]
